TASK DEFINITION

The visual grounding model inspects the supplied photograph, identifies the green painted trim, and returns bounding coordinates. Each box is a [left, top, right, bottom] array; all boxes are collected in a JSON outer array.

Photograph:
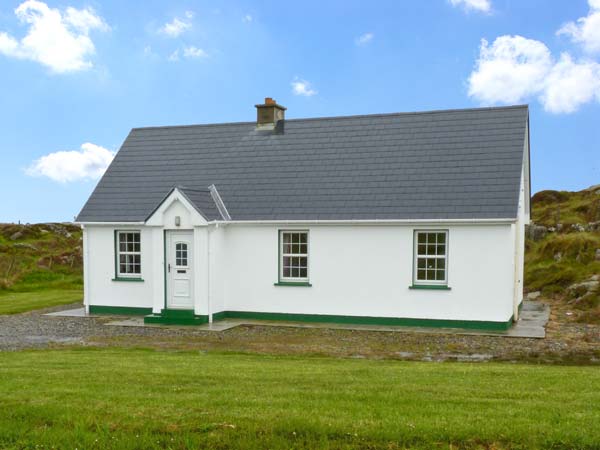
[[274, 282, 312, 287], [212, 311, 227, 321], [111, 277, 144, 282], [113, 229, 118, 280], [409, 284, 451, 290], [89, 305, 152, 315], [144, 308, 208, 326], [213, 310, 513, 331]]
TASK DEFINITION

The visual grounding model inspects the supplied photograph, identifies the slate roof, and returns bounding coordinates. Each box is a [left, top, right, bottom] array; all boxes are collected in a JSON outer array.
[[76, 105, 529, 222]]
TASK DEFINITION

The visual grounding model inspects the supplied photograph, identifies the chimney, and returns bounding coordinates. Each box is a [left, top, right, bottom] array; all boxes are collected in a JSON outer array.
[[255, 97, 286, 130]]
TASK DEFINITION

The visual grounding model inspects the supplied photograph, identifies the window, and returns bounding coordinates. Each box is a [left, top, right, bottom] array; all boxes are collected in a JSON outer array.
[[116, 231, 141, 278], [414, 231, 448, 285], [280, 231, 309, 282], [175, 242, 188, 267]]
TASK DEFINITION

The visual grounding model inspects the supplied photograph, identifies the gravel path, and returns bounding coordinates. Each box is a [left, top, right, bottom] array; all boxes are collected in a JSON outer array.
[[1, 302, 599, 364]]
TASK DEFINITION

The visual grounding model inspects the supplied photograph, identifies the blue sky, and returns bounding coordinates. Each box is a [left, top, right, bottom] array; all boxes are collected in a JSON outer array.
[[0, 0, 599, 223]]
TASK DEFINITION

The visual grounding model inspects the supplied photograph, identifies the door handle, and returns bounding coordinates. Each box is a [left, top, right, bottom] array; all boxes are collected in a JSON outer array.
[[168, 263, 171, 273]]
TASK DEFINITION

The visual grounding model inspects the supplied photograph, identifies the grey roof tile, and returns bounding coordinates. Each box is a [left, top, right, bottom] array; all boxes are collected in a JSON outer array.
[[77, 105, 528, 222]]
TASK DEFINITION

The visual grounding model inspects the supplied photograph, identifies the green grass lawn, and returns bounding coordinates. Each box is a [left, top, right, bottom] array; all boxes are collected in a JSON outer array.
[[0, 349, 598, 449], [0, 289, 82, 314]]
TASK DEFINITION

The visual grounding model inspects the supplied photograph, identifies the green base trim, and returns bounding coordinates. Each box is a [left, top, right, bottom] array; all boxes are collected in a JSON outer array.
[[212, 310, 513, 331], [112, 278, 144, 282], [274, 281, 312, 287], [212, 311, 227, 321], [409, 285, 451, 290], [144, 309, 208, 326], [89, 305, 152, 315]]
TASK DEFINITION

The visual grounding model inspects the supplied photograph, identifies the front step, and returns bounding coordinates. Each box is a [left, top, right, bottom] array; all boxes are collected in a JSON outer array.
[[144, 309, 208, 326]]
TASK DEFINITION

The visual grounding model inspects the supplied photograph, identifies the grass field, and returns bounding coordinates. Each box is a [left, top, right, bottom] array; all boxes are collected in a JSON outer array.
[[0, 348, 598, 449], [0, 289, 82, 315]]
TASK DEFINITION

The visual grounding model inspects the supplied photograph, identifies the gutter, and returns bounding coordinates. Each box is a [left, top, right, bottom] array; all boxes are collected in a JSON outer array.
[[76, 218, 517, 227]]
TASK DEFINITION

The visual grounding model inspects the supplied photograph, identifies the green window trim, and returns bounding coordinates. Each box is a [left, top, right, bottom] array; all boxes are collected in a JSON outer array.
[[274, 281, 313, 287], [409, 284, 451, 290], [114, 229, 142, 280], [278, 229, 310, 284]]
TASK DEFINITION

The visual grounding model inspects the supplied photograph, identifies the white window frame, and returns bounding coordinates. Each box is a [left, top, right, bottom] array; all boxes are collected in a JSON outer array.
[[413, 230, 448, 286], [115, 230, 142, 278], [279, 230, 309, 283]]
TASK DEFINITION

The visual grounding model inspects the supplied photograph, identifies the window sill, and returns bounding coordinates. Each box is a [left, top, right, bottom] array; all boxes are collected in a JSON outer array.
[[409, 284, 451, 290], [112, 277, 144, 282], [274, 281, 312, 287]]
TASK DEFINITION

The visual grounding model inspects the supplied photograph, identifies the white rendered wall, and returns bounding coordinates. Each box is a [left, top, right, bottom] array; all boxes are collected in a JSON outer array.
[[85, 226, 156, 309], [85, 222, 516, 322], [221, 224, 515, 323]]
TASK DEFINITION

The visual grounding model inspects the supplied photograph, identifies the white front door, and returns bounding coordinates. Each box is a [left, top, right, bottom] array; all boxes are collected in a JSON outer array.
[[166, 231, 194, 309]]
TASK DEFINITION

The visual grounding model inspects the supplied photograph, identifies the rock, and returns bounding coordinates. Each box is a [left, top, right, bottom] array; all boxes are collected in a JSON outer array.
[[13, 243, 38, 251], [567, 280, 599, 293], [9, 231, 23, 240], [526, 224, 547, 241], [548, 227, 556, 232], [588, 222, 600, 232], [527, 291, 542, 300], [591, 274, 600, 281], [554, 252, 562, 262], [556, 223, 563, 232], [596, 249, 600, 261], [571, 223, 586, 232]]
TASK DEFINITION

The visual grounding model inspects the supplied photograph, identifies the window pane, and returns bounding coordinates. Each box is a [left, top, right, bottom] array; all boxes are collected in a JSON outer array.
[[437, 245, 445, 256], [283, 233, 291, 244], [283, 243, 291, 254], [283, 267, 291, 278], [417, 258, 426, 269], [436, 270, 445, 281], [293, 243, 300, 254], [418, 233, 426, 244], [299, 268, 307, 278], [292, 267, 300, 278], [426, 259, 436, 270], [283, 256, 291, 268], [417, 269, 426, 280], [426, 270, 436, 281], [299, 244, 307, 254], [418, 244, 426, 255], [300, 233, 307, 244], [437, 259, 445, 270], [427, 244, 436, 255], [437, 233, 446, 244]]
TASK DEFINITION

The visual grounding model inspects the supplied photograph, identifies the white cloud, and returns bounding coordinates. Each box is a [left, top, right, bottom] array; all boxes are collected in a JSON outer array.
[[355, 32, 374, 46], [557, 0, 600, 54], [291, 77, 317, 96], [468, 35, 552, 104], [160, 12, 194, 38], [26, 143, 115, 183], [183, 45, 207, 58], [540, 53, 600, 113], [0, 0, 108, 73], [467, 35, 600, 113], [243, 14, 253, 23], [449, 0, 492, 13]]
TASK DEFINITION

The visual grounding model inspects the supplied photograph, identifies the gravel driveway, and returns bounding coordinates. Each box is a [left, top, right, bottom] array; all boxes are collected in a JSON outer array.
[[1, 302, 599, 364]]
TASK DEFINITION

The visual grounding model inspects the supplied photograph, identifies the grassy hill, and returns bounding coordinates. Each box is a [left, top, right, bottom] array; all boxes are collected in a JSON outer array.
[[525, 186, 600, 323], [0, 223, 82, 313]]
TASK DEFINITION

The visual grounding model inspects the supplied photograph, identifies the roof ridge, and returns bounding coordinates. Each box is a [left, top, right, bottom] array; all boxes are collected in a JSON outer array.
[[131, 104, 529, 131]]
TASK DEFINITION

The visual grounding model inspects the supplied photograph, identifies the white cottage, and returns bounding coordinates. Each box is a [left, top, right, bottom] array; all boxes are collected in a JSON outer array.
[[76, 99, 530, 330]]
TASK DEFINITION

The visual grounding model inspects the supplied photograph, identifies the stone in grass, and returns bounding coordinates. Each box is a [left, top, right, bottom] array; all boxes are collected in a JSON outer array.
[[9, 231, 23, 240], [527, 291, 542, 300], [596, 249, 600, 261]]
